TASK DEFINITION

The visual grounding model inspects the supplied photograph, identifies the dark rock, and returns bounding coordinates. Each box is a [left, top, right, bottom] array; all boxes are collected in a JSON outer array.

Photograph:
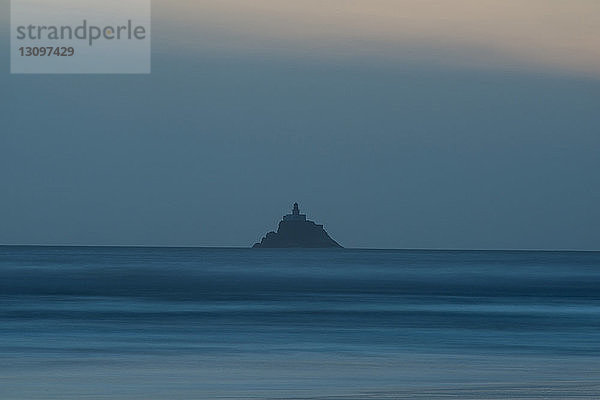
[[253, 203, 342, 248]]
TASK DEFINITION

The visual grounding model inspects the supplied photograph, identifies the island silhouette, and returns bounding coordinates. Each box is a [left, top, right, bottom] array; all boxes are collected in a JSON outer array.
[[253, 203, 342, 248]]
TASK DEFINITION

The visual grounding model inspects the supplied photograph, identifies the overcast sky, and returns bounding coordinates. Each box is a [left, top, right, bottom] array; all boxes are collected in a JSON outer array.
[[1, 0, 599, 249]]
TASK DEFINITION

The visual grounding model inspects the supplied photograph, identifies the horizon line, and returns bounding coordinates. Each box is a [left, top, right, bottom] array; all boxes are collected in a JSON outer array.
[[0, 244, 598, 253]]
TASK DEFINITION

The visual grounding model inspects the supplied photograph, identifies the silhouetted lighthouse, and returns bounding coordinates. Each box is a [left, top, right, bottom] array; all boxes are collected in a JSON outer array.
[[283, 202, 307, 222], [253, 202, 342, 248]]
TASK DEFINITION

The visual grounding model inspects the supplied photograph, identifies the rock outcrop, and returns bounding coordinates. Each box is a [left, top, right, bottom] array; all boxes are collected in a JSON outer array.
[[253, 203, 342, 248]]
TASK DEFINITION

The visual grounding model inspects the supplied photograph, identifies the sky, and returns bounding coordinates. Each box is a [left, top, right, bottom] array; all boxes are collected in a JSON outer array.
[[1, 0, 599, 249]]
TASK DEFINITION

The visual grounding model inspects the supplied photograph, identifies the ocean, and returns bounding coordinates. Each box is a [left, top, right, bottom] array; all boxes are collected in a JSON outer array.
[[1, 246, 599, 399]]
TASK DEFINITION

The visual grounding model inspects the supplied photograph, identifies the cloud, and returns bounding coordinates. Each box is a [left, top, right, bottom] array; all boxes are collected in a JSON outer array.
[[154, 0, 600, 77]]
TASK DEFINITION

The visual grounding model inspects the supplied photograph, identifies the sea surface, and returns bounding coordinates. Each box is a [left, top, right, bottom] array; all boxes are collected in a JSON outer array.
[[1, 246, 599, 399]]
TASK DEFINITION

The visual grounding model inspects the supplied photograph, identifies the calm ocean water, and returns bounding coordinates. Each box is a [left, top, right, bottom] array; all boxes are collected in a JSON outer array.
[[1, 246, 599, 399]]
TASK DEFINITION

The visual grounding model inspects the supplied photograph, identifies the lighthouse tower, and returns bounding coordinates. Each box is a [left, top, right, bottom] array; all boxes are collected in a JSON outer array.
[[283, 202, 307, 222]]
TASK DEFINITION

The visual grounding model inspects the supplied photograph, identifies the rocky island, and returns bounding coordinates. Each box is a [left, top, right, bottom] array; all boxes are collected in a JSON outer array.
[[253, 203, 342, 248]]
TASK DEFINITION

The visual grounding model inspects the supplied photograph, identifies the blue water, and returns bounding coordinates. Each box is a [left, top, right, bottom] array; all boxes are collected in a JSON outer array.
[[1, 246, 600, 399]]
